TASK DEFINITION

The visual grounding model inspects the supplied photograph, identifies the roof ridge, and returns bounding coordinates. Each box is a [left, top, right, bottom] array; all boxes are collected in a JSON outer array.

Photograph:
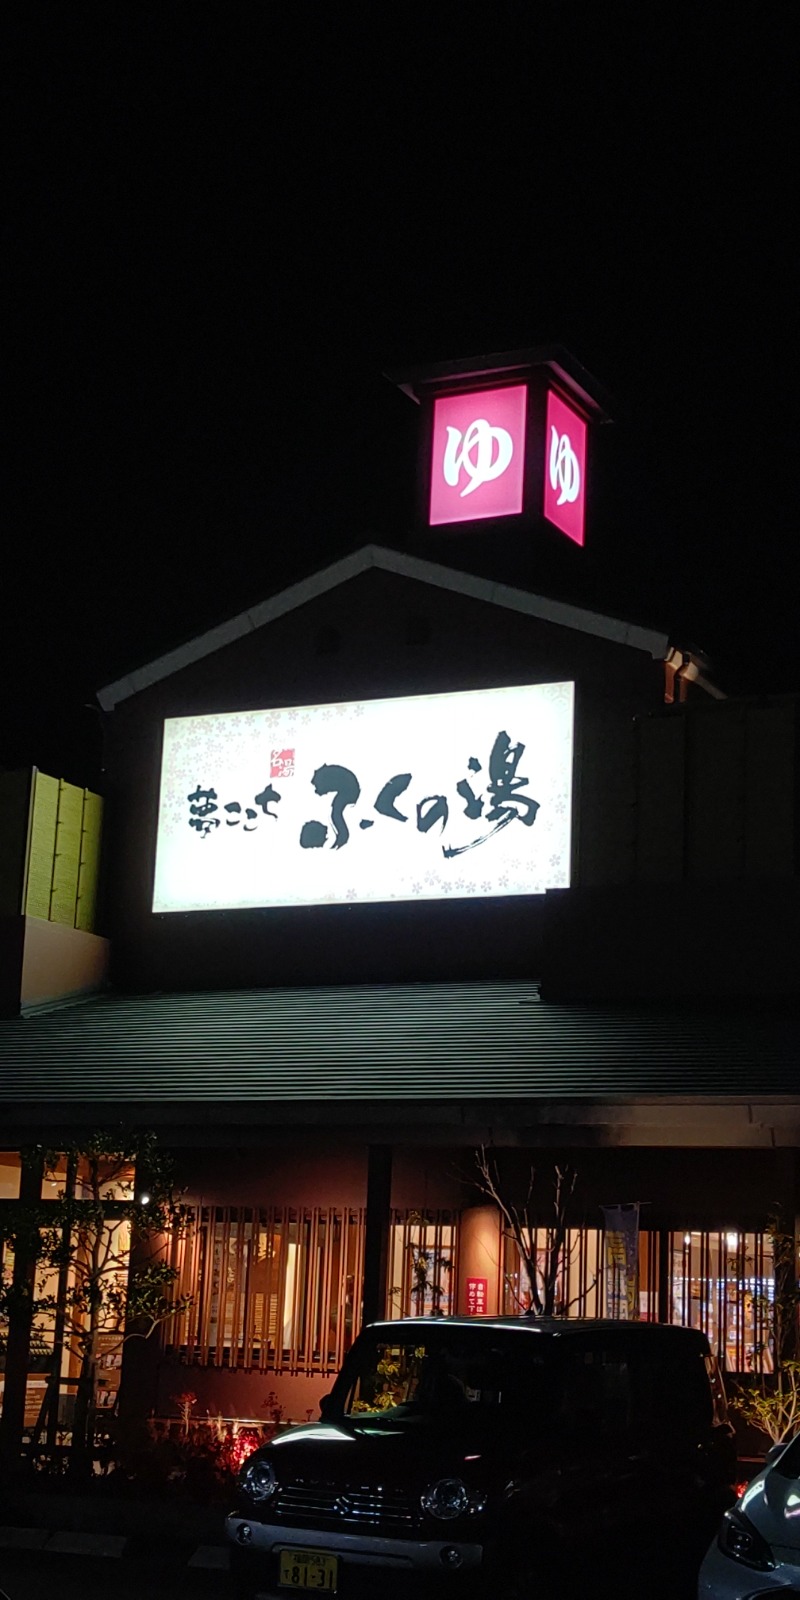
[[96, 545, 670, 711]]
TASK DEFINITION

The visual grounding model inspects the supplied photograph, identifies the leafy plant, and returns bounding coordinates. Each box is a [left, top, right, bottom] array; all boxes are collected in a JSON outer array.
[[262, 1390, 284, 1425], [172, 1390, 198, 1436], [730, 1210, 800, 1449], [732, 1362, 800, 1447]]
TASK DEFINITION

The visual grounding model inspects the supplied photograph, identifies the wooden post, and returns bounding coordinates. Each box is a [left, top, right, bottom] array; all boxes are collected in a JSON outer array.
[[0, 1148, 44, 1477], [362, 1147, 392, 1328], [657, 1229, 670, 1326]]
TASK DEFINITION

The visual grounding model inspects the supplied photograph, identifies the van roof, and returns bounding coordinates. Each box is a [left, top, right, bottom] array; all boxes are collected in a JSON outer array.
[[367, 1316, 710, 1350]]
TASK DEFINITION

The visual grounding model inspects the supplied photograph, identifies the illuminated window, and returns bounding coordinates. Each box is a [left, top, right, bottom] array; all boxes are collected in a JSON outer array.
[[671, 1231, 774, 1375], [503, 1227, 604, 1318], [0, 1152, 21, 1200], [40, 1153, 135, 1202], [502, 1224, 774, 1373], [387, 1212, 458, 1319]]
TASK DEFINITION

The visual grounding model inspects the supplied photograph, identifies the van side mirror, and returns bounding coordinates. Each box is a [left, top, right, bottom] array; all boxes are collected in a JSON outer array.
[[319, 1393, 334, 1420], [766, 1440, 788, 1468]]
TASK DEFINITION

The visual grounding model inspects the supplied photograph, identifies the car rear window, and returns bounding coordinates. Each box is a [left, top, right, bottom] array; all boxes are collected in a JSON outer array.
[[555, 1336, 712, 1434]]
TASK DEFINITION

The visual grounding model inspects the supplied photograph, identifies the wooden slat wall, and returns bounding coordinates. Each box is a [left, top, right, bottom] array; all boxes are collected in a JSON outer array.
[[386, 1212, 458, 1319], [502, 1226, 603, 1318], [501, 1226, 773, 1372], [636, 716, 685, 882], [577, 718, 638, 886], [164, 1206, 367, 1378], [577, 700, 795, 888], [685, 707, 746, 880], [743, 702, 795, 877]]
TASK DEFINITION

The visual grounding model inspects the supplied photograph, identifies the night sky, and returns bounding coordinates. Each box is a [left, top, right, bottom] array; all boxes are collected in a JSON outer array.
[[6, 8, 795, 790]]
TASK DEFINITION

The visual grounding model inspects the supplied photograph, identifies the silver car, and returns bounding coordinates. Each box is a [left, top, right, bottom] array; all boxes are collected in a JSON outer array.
[[699, 1435, 800, 1596]]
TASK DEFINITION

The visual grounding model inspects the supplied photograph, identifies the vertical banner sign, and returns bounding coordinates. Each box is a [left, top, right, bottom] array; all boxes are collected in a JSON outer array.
[[544, 390, 587, 546], [466, 1277, 488, 1316], [602, 1204, 640, 1321]]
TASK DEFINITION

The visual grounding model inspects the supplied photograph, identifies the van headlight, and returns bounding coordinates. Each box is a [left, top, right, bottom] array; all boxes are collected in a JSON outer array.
[[239, 1456, 278, 1502], [718, 1508, 775, 1571], [421, 1478, 486, 1520]]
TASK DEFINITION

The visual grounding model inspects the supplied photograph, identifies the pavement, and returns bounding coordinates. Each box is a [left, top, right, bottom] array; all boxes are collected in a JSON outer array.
[[0, 1549, 230, 1600], [0, 1487, 230, 1587], [0, 1487, 707, 1598]]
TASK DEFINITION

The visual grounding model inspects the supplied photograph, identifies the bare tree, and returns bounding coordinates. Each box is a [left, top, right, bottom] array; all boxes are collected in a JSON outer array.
[[473, 1148, 583, 1317]]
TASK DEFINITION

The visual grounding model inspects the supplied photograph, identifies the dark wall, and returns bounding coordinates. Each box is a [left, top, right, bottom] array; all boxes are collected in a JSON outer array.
[[542, 879, 800, 1001], [472, 1145, 795, 1231], [103, 568, 664, 991]]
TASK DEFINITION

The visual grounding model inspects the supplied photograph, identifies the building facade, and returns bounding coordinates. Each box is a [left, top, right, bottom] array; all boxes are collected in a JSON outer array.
[[3, 539, 800, 1440]]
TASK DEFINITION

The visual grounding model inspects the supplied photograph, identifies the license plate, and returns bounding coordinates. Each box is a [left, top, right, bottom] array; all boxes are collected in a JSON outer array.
[[278, 1548, 339, 1591]]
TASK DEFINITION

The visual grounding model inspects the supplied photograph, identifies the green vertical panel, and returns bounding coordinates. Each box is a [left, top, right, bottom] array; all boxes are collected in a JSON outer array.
[[49, 781, 83, 926], [76, 790, 103, 932], [24, 771, 59, 920]]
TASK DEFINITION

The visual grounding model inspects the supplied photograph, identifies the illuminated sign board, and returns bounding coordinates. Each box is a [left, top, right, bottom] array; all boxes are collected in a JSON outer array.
[[466, 1277, 488, 1315], [543, 389, 587, 546], [152, 681, 574, 913], [429, 384, 527, 526]]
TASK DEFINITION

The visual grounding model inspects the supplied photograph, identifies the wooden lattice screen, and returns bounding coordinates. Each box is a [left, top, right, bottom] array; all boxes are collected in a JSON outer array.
[[163, 1206, 365, 1377]]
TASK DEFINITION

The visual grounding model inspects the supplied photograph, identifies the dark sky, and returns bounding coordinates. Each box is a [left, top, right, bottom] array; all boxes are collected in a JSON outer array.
[[6, 7, 796, 788]]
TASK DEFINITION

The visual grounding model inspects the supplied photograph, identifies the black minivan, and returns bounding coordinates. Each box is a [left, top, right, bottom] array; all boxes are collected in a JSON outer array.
[[227, 1315, 736, 1598]]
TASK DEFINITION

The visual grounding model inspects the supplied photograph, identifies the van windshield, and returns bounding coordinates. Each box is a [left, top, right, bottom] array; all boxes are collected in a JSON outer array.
[[336, 1329, 546, 1420]]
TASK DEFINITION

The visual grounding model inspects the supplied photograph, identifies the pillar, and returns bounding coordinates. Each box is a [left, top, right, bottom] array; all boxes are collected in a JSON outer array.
[[456, 1205, 503, 1317], [362, 1146, 392, 1327], [0, 1148, 44, 1476]]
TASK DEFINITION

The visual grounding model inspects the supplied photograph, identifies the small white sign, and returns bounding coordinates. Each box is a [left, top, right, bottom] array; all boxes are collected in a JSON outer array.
[[151, 681, 574, 913]]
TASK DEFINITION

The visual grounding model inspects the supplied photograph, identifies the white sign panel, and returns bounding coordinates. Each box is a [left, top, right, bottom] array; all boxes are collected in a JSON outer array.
[[151, 681, 574, 913]]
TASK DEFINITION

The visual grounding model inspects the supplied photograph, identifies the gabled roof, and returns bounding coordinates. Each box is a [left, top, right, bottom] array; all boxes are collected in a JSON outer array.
[[97, 545, 670, 711]]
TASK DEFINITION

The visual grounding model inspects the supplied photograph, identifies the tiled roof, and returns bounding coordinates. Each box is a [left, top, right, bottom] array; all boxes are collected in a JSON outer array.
[[1, 982, 799, 1111]]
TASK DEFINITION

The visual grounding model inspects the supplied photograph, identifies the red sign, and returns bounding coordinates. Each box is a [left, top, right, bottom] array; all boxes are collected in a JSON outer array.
[[429, 385, 527, 526], [465, 1276, 488, 1316], [271, 749, 295, 780], [543, 390, 587, 546]]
